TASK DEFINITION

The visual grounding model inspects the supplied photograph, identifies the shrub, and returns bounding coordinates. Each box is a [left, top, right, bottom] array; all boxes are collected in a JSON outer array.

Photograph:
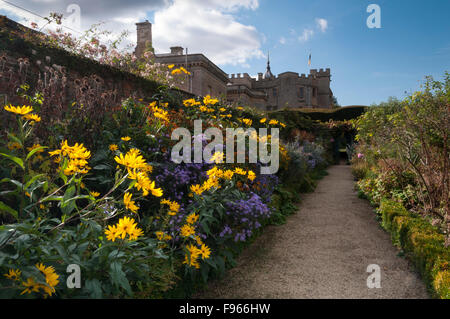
[[377, 199, 450, 299]]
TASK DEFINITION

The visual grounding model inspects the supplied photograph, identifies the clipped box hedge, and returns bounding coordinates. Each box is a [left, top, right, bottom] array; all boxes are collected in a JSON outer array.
[[378, 199, 450, 299]]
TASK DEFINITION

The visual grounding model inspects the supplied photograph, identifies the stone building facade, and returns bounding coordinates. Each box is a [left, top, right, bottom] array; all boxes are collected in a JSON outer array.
[[134, 20, 333, 109]]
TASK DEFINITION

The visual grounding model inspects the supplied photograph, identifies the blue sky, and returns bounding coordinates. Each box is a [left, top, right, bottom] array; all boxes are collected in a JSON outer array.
[[1, 0, 449, 106], [222, 0, 450, 106]]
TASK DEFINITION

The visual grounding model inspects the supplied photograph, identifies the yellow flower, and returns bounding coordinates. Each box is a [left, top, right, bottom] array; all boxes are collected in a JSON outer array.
[[186, 213, 199, 225], [195, 235, 203, 246], [269, 119, 279, 125], [203, 95, 219, 105], [35, 263, 59, 296], [223, 170, 234, 180], [20, 277, 40, 295], [7, 142, 22, 150], [247, 170, 256, 181], [4, 105, 33, 115], [115, 151, 147, 170], [4, 269, 21, 281], [109, 144, 118, 151], [155, 231, 165, 241], [260, 118, 267, 123], [115, 216, 143, 240], [105, 224, 119, 242], [199, 244, 211, 259], [121, 136, 131, 142], [183, 244, 201, 269], [90, 191, 100, 198], [23, 113, 41, 122], [180, 224, 195, 237], [123, 192, 139, 213], [242, 118, 252, 126], [128, 226, 144, 241], [168, 64, 175, 69], [209, 151, 224, 164], [190, 184, 203, 196], [234, 167, 246, 175]]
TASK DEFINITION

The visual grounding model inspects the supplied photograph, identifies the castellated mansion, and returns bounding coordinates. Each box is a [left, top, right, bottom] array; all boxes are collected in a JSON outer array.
[[135, 21, 334, 109]]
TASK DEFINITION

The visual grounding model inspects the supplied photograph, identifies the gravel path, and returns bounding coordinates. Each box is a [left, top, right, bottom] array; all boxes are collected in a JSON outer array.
[[195, 165, 430, 299]]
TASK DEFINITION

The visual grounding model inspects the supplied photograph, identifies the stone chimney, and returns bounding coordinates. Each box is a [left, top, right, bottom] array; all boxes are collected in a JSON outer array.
[[170, 46, 184, 55], [135, 20, 152, 58]]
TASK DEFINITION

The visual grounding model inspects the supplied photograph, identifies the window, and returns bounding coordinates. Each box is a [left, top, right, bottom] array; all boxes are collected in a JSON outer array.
[[208, 85, 212, 95], [299, 87, 304, 99], [272, 88, 277, 97], [313, 88, 317, 97]]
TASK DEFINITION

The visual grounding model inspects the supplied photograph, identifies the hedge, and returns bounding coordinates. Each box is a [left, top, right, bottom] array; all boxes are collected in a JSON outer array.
[[271, 105, 367, 122], [378, 199, 450, 299]]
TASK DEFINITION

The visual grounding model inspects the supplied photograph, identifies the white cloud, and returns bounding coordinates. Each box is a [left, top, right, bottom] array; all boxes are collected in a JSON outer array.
[[316, 18, 328, 32], [152, 0, 263, 66], [298, 29, 314, 42], [279, 36, 286, 44]]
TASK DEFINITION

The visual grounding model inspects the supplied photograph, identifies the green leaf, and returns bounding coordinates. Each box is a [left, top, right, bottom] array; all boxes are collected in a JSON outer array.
[[109, 261, 132, 296], [25, 146, 48, 161], [84, 278, 103, 299], [7, 132, 22, 147], [0, 201, 18, 219], [23, 174, 46, 190], [0, 153, 24, 170]]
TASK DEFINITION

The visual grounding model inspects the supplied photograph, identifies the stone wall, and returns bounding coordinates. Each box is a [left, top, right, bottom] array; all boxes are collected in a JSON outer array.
[[0, 16, 191, 110]]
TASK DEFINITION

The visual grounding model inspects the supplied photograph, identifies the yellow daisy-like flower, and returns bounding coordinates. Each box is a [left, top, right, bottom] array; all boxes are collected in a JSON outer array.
[[121, 136, 131, 142], [199, 244, 211, 260], [260, 118, 267, 123], [242, 118, 252, 126], [223, 170, 234, 180], [183, 244, 201, 269], [209, 151, 224, 164], [203, 95, 219, 105], [20, 277, 40, 295], [35, 263, 59, 297], [4, 105, 33, 115], [168, 64, 175, 69], [155, 231, 165, 241], [180, 224, 195, 238], [186, 213, 199, 225], [195, 235, 203, 246], [123, 192, 139, 213], [234, 167, 247, 175], [105, 224, 119, 242], [7, 142, 22, 150], [4, 269, 21, 281], [190, 184, 203, 196], [115, 216, 142, 240], [23, 113, 41, 122], [115, 151, 147, 170], [109, 144, 118, 151], [128, 226, 144, 241], [269, 119, 279, 125], [90, 191, 100, 198], [247, 170, 256, 181]]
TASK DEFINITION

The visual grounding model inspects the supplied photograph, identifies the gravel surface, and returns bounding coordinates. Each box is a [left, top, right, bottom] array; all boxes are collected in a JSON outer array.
[[195, 165, 430, 299]]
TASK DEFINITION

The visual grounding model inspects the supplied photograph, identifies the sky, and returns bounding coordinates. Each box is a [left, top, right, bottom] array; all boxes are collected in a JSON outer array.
[[1, 0, 449, 106]]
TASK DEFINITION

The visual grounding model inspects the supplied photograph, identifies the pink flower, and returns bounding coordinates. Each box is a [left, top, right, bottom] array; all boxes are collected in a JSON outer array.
[[357, 153, 364, 159]]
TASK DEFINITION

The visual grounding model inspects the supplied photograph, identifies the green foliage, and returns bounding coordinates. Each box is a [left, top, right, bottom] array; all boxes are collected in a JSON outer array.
[[377, 199, 450, 299]]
